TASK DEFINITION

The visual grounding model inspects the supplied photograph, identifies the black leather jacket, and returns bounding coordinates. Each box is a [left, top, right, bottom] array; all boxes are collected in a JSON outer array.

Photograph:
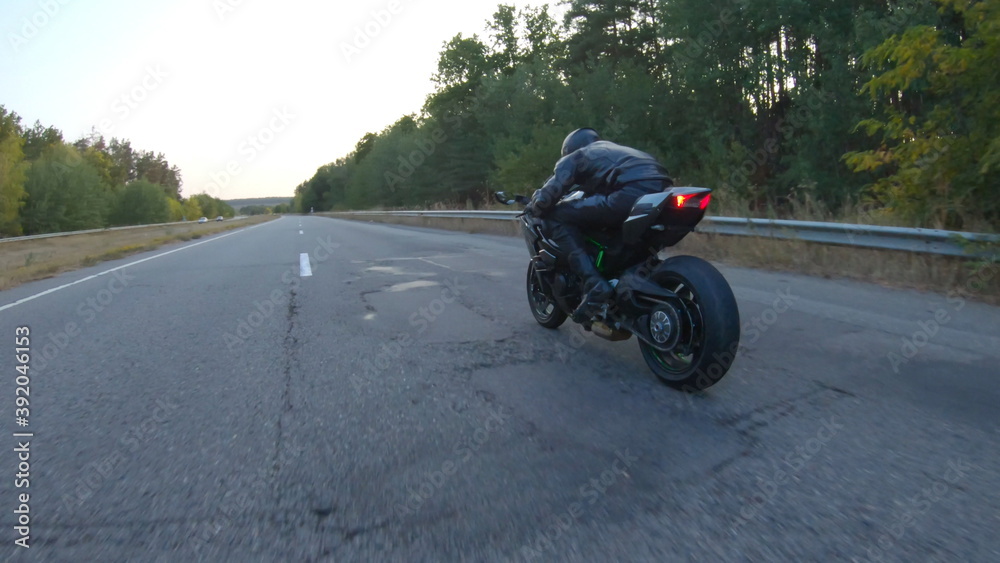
[[535, 141, 672, 204]]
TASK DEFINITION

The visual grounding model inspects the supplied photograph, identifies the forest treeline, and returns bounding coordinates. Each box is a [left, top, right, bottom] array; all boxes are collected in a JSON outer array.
[[0, 107, 233, 237], [239, 203, 292, 215], [293, 0, 999, 231]]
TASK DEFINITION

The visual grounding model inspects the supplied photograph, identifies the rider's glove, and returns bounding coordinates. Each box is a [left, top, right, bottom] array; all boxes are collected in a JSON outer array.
[[525, 190, 552, 217]]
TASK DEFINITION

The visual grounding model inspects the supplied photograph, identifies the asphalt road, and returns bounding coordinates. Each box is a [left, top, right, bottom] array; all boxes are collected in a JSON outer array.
[[1, 215, 997, 562]]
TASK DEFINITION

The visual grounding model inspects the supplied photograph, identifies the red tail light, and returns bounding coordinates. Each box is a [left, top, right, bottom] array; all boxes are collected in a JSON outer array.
[[673, 192, 711, 210]]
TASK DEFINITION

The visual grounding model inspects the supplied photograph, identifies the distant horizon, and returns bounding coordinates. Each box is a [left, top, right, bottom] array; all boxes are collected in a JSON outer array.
[[0, 0, 554, 201], [223, 196, 294, 207]]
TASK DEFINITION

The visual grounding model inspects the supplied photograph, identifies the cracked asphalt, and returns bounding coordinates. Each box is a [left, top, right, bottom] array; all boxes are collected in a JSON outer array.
[[1, 215, 998, 561]]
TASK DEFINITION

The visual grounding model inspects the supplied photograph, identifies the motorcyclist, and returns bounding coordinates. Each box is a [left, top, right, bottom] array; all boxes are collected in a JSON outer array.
[[524, 128, 673, 319]]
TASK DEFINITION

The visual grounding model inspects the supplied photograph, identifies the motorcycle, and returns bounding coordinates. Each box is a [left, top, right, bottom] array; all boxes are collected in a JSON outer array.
[[495, 187, 740, 391]]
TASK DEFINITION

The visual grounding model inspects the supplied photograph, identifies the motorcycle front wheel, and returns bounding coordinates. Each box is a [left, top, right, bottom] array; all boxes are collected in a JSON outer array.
[[638, 255, 740, 391], [526, 261, 568, 329]]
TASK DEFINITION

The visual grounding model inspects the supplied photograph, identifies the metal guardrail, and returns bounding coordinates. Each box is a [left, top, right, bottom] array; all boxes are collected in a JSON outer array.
[[0, 217, 252, 245], [336, 210, 999, 258]]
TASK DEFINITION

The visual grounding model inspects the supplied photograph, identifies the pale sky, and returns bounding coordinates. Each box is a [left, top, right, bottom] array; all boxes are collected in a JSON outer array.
[[1, 0, 557, 201]]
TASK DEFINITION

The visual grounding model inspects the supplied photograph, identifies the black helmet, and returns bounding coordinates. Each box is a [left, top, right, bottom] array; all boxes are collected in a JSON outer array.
[[561, 128, 600, 157]]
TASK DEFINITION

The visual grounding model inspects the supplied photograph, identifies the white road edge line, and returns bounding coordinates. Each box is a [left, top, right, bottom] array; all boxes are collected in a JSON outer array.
[[299, 253, 313, 277], [0, 219, 277, 313]]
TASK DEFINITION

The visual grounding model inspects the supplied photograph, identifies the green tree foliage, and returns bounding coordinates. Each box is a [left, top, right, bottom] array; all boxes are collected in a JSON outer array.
[[188, 193, 235, 219], [135, 150, 182, 199], [0, 109, 191, 236], [292, 0, 998, 230], [111, 180, 170, 226], [239, 205, 271, 216], [0, 106, 28, 235], [487, 5, 520, 74], [167, 197, 184, 222], [191, 193, 219, 219], [107, 137, 137, 188], [218, 199, 236, 218], [563, 0, 662, 71], [21, 121, 63, 161], [182, 197, 202, 221], [846, 0, 1000, 229], [20, 144, 109, 234]]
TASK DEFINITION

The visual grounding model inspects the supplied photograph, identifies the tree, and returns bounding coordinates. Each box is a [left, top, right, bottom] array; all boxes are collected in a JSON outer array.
[[239, 205, 270, 215], [354, 132, 379, 164], [0, 106, 192, 234], [187, 193, 234, 219], [487, 5, 520, 75], [846, 0, 1000, 229], [563, 0, 661, 72], [218, 199, 235, 218], [433, 34, 491, 90], [110, 180, 170, 226], [182, 198, 202, 221], [521, 5, 562, 63], [289, 0, 998, 231], [0, 106, 28, 235], [492, 124, 567, 193], [192, 193, 218, 218], [21, 121, 63, 161], [135, 150, 182, 199], [167, 197, 184, 221], [20, 144, 108, 234], [107, 138, 137, 187]]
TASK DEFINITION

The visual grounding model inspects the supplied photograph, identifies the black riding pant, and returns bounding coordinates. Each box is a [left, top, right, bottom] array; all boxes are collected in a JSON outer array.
[[543, 182, 665, 262]]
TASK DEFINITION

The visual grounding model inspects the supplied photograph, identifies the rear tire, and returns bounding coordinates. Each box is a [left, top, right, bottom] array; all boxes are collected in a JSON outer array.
[[638, 255, 740, 391], [526, 262, 568, 329]]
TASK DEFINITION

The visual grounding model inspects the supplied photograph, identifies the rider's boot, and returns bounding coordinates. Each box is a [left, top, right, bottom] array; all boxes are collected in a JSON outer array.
[[568, 250, 612, 321]]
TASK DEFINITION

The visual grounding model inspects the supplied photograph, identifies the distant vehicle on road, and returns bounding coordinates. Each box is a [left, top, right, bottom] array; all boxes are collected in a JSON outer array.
[[216, 216, 224, 222], [198, 217, 208, 223]]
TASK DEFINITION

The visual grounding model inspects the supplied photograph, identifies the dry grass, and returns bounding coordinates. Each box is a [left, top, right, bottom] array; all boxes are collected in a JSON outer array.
[[327, 213, 999, 305], [672, 233, 999, 305], [0, 216, 278, 290]]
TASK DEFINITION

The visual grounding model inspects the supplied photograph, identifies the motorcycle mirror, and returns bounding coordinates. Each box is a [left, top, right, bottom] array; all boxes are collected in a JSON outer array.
[[495, 191, 530, 206]]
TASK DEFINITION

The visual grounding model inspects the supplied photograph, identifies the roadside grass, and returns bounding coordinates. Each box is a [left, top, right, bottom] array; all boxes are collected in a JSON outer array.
[[671, 233, 999, 305], [0, 216, 277, 291], [325, 213, 999, 305]]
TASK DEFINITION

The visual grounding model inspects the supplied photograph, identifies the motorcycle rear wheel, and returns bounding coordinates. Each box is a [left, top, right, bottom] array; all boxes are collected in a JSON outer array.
[[638, 255, 740, 391], [526, 262, 568, 329]]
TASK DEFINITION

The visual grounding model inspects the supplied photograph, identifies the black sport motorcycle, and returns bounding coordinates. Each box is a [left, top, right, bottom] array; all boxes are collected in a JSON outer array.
[[495, 187, 740, 391]]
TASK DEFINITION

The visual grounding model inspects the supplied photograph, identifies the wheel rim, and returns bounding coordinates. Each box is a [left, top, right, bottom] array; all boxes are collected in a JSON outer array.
[[648, 306, 681, 349], [527, 266, 557, 321], [644, 278, 705, 378]]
